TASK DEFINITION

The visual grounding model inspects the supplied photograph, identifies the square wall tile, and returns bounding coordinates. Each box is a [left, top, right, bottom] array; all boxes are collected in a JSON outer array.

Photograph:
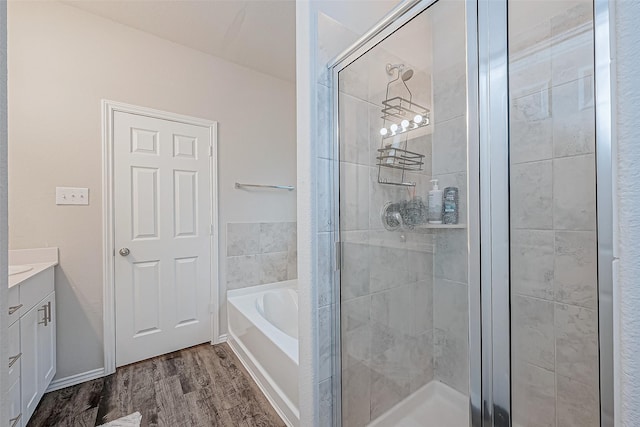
[[431, 116, 467, 176], [431, 0, 467, 74], [433, 279, 469, 394], [258, 252, 288, 284], [342, 295, 370, 333], [339, 94, 370, 166], [226, 255, 260, 289], [432, 63, 467, 124], [552, 79, 595, 158], [340, 162, 369, 231], [407, 249, 434, 289], [512, 295, 555, 370], [371, 284, 416, 336], [370, 318, 401, 362], [340, 323, 373, 371], [554, 231, 597, 309], [341, 361, 371, 427], [413, 281, 434, 335], [338, 57, 370, 102], [511, 160, 553, 230], [341, 242, 370, 300], [260, 222, 289, 253], [409, 332, 434, 392], [227, 223, 260, 256], [510, 88, 553, 164], [512, 361, 556, 427], [369, 354, 411, 421], [556, 374, 599, 427], [369, 244, 410, 293], [434, 229, 468, 283], [553, 154, 596, 231], [511, 229, 555, 301], [555, 303, 599, 387]]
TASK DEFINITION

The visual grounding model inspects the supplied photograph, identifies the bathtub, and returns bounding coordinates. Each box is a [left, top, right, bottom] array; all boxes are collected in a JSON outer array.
[[227, 280, 299, 426]]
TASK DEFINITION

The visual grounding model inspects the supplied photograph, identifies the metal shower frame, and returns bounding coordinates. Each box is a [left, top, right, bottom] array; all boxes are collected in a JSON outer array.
[[327, 0, 615, 426]]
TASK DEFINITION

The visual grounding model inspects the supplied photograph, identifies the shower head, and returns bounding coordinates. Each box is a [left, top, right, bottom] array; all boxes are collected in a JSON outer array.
[[386, 63, 414, 81]]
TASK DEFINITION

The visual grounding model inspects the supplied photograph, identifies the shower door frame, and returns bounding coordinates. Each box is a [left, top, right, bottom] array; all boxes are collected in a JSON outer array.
[[328, 0, 483, 424], [327, 0, 615, 425]]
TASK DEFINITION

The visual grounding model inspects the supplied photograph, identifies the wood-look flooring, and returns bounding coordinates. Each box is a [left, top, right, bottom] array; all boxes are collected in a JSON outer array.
[[27, 343, 286, 427]]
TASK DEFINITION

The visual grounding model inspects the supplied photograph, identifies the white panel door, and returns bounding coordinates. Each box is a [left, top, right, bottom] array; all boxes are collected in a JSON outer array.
[[114, 111, 213, 367]]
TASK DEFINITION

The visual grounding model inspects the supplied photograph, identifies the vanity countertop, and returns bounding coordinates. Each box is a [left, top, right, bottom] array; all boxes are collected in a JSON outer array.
[[8, 247, 59, 288]]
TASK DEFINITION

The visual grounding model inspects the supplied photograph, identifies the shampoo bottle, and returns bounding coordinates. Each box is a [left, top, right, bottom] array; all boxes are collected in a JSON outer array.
[[443, 187, 459, 224], [428, 179, 443, 224]]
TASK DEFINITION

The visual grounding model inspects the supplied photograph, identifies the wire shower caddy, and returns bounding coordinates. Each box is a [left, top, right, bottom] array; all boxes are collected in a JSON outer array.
[[376, 63, 430, 187]]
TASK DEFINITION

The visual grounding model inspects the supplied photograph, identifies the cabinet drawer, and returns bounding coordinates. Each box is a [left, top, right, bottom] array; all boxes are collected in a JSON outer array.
[[20, 268, 54, 313], [8, 285, 20, 325], [8, 320, 20, 387], [7, 380, 22, 427]]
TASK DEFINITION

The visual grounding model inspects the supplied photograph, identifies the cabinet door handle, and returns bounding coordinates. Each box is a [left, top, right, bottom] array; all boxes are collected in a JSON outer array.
[[8, 304, 23, 315], [8, 352, 22, 368], [9, 413, 22, 427], [38, 305, 48, 326], [47, 301, 52, 323]]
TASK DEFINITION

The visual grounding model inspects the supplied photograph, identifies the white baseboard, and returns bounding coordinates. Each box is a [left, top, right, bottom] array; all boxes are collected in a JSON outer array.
[[46, 368, 106, 393], [214, 333, 228, 344]]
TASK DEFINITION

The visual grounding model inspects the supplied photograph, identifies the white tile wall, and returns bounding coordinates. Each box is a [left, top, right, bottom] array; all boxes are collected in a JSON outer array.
[[509, 2, 599, 426], [225, 222, 296, 289]]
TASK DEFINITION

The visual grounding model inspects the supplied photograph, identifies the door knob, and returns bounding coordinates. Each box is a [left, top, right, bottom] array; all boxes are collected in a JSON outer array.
[[119, 248, 130, 256]]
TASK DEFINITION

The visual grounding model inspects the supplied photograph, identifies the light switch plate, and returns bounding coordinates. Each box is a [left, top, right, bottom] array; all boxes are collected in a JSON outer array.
[[56, 187, 89, 205]]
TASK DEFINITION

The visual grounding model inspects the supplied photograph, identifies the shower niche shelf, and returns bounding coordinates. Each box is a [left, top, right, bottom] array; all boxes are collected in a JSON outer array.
[[416, 223, 467, 229]]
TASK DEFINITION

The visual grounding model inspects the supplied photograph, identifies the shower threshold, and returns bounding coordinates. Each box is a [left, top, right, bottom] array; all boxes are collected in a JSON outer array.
[[367, 380, 469, 427]]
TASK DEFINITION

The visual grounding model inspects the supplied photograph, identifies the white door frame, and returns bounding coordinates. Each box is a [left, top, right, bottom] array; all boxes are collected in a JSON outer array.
[[101, 100, 220, 375]]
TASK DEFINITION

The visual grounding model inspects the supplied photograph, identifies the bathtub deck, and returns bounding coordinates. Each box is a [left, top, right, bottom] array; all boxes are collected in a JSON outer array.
[[27, 343, 286, 427]]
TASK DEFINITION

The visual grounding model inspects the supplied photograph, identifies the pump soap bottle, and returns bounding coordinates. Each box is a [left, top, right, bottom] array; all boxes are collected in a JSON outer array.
[[428, 179, 444, 224]]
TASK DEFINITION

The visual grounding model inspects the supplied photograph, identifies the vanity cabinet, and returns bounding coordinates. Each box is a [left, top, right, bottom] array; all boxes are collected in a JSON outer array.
[[6, 267, 56, 427], [20, 291, 56, 424]]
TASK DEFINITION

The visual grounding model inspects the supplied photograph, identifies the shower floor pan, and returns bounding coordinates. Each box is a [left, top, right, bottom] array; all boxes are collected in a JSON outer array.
[[368, 380, 469, 427]]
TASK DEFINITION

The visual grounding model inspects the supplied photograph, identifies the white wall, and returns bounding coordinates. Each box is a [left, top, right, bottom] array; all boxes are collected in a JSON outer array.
[[8, 1, 296, 379], [614, 1, 640, 425]]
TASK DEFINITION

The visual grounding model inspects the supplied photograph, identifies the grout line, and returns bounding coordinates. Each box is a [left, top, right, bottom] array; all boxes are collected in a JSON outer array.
[[510, 151, 596, 167]]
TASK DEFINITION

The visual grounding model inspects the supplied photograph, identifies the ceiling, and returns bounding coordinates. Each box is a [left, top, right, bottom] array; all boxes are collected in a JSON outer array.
[[64, 0, 296, 82]]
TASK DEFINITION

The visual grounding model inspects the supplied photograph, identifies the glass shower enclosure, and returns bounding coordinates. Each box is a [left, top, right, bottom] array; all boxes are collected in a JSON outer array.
[[329, 0, 613, 426]]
